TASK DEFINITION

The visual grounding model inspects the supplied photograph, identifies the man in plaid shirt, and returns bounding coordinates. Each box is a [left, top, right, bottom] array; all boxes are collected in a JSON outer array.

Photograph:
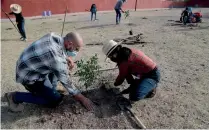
[[5, 32, 94, 112]]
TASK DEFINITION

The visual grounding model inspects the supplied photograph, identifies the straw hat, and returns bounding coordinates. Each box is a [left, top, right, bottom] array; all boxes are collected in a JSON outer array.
[[10, 4, 22, 14], [102, 40, 121, 58]]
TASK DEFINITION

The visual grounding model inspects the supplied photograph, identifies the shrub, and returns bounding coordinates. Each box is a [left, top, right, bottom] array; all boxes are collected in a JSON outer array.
[[75, 54, 102, 90]]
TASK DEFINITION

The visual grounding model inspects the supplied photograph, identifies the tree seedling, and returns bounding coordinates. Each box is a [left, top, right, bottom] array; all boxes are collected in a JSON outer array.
[[75, 54, 102, 90], [124, 10, 130, 19], [124, 10, 133, 35]]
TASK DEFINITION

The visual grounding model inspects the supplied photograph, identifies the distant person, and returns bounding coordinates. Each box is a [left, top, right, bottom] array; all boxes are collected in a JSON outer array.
[[90, 4, 97, 21], [5, 32, 94, 112], [7, 4, 27, 41], [181, 7, 193, 24], [114, 0, 126, 24], [102, 40, 160, 101]]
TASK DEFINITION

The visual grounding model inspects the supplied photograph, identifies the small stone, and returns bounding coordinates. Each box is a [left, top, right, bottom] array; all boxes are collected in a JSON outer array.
[[180, 115, 185, 118], [200, 64, 205, 67], [39, 117, 47, 123]]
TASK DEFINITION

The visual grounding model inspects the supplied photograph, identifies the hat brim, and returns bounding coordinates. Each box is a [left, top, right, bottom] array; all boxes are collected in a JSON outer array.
[[105, 42, 121, 61], [10, 4, 22, 14]]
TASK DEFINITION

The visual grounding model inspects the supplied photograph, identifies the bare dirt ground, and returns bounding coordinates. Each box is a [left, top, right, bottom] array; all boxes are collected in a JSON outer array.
[[1, 8, 209, 129]]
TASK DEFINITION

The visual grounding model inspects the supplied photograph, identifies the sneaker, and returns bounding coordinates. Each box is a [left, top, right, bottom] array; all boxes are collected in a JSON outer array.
[[21, 38, 27, 42], [20, 37, 23, 40], [5, 92, 24, 112]]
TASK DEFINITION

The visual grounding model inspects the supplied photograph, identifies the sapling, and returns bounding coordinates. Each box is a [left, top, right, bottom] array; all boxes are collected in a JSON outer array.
[[75, 54, 102, 90], [124, 10, 133, 35], [124, 10, 130, 19]]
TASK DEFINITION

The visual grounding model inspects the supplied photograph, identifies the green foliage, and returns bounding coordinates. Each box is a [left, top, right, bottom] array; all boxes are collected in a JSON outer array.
[[75, 54, 102, 90], [124, 10, 130, 19]]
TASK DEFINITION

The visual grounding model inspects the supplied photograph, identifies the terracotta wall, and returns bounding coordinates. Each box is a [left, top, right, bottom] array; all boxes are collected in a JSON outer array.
[[1, 0, 208, 19], [186, 0, 209, 7]]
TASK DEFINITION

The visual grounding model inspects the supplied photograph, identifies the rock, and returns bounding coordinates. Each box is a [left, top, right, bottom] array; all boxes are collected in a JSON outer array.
[[36, 117, 47, 123], [200, 64, 205, 67], [142, 17, 148, 19]]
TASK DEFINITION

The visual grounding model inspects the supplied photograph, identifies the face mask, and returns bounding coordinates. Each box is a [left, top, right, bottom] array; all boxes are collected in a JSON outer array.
[[66, 51, 77, 57]]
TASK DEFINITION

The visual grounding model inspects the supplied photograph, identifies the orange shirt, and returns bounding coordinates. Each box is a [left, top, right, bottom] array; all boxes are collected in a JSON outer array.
[[115, 49, 156, 85]]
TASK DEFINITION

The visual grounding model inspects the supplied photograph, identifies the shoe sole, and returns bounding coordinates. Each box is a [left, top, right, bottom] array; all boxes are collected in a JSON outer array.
[[5, 93, 11, 106], [145, 88, 156, 98], [5, 93, 24, 112]]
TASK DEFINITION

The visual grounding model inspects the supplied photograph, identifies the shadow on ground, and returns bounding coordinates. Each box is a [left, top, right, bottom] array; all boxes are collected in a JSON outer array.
[[77, 24, 116, 30], [176, 26, 209, 31], [165, 20, 184, 27], [1, 85, 137, 128], [1, 38, 21, 42], [65, 20, 91, 24]]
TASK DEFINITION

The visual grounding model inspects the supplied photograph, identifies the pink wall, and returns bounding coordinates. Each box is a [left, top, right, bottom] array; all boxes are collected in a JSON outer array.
[[1, 0, 208, 19]]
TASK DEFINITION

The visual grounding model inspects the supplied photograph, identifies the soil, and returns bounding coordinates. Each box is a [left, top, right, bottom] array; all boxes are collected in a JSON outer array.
[[1, 8, 209, 129]]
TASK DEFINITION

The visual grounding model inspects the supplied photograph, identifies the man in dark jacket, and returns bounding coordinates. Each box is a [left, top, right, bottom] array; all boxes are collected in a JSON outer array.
[[181, 7, 192, 24], [114, 0, 126, 24]]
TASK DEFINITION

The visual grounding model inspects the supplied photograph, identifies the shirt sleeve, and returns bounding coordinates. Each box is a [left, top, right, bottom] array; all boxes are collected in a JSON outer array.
[[126, 74, 134, 84], [114, 62, 129, 86], [119, 1, 123, 10], [49, 35, 80, 96], [52, 59, 80, 96]]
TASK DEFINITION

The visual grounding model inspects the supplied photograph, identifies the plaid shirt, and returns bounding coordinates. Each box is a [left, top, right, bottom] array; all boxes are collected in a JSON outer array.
[[16, 32, 80, 95]]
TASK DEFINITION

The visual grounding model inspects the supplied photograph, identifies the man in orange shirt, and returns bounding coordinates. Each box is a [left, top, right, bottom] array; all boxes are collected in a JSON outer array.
[[102, 40, 160, 101]]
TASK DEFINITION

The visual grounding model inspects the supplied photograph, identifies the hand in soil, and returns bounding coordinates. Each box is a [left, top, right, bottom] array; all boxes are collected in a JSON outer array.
[[73, 93, 94, 111]]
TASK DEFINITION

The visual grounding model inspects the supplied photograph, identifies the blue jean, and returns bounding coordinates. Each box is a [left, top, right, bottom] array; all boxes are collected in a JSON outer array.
[[129, 68, 160, 101], [115, 9, 121, 24], [14, 73, 63, 107], [17, 20, 26, 39], [91, 12, 96, 21]]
